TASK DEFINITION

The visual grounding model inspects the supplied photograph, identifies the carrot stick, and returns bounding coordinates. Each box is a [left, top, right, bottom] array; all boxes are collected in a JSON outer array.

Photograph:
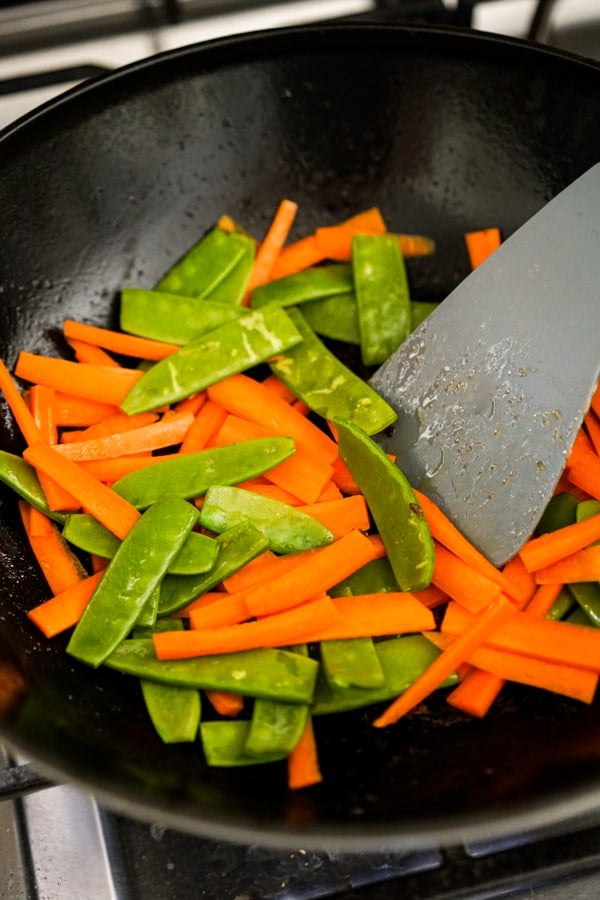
[[222, 548, 319, 594], [584, 410, 600, 457], [27, 571, 104, 638], [242, 529, 384, 618], [30, 384, 80, 511], [395, 233, 436, 258], [208, 374, 338, 463], [53, 392, 120, 427], [317, 481, 343, 502], [441, 601, 600, 673], [23, 441, 140, 540], [178, 400, 227, 454], [501, 553, 537, 606], [154, 595, 342, 659], [0, 358, 42, 444], [171, 591, 230, 618], [78, 453, 177, 483], [287, 717, 322, 790], [565, 457, 600, 501], [22, 512, 88, 595], [426, 631, 597, 705], [519, 512, 600, 572], [189, 593, 251, 630], [269, 235, 325, 280], [465, 227, 502, 268], [15, 353, 143, 406], [238, 481, 303, 505], [174, 392, 207, 416], [373, 596, 514, 727], [205, 690, 244, 717], [524, 582, 565, 617], [60, 411, 158, 443], [313, 208, 387, 261], [63, 319, 179, 361], [296, 495, 371, 539], [299, 592, 435, 642], [53, 411, 193, 461], [260, 373, 298, 403], [533, 545, 600, 584], [67, 338, 120, 367], [414, 583, 450, 610], [245, 198, 298, 296], [431, 542, 503, 613]]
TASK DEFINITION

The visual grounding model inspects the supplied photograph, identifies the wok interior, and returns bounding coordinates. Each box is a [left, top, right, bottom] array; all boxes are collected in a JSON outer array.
[[1, 24, 600, 846]]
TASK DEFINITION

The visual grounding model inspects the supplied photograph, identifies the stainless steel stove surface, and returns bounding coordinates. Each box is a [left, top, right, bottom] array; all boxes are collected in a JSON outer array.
[[2, 2, 600, 899]]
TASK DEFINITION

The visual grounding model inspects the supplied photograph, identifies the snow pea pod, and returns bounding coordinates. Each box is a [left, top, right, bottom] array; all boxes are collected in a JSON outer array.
[[302, 291, 360, 344], [0, 450, 66, 524], [157, 521, 269, 616], [141, 680, 201, 743], [245, 698, 308, 757], [112, 436, 295, 508], [251, 264, 353, 309], [67, 496, 199, 667], [320, 638, 385, 689], [269, 308, 397, 436], [62, 512, 218, 575], [105, 641, 319, 703], [120, 306, 302, 414], [568, 583, 600, 627], [206, 234, 255, 306], [155, 227, 248, 298], [329, 557, 400, 598], [199, 485, 333, 554], [120, 288, 246, 344], [352, 233, 411, 366], [201, 720, 286, 767]]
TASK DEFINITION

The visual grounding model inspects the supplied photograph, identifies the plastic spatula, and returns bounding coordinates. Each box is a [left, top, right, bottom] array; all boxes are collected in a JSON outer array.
[[371, 162, 600, 566]]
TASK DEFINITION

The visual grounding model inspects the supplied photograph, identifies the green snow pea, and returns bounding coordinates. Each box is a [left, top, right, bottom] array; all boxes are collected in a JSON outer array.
[[201, 720, 286, 767], [320, 638, 385, 689], [0, 450, 66, 524], [335, 416, 434, 591], [352, 233, 411, 366], [251, 264, 353, 309], [120, 288, 246, 344], [302, 291, 360, 344], [312, 635, 456, 715], [157, 521, 269, 616], [62, 512, 218, 575], [112, 437, 295, 508], [136, 587, 160, 629], [67, 496, 199, 667], [329, 557, 400, 598], [567, 583, 600, 627], [565, 606, 594, 626], [537, 491, 579, 533], [245, 698, 308, 757], [269, 308, 397, 435], [155, 227, 249, 298], [206, 234, 255, 306], [411, 300, 439, 330], [141, 680, 201, 743], [546, 587, 575, 620], [120, 305, 302, 414], [199, 485, 333, 554], [105, 641, 319, 703]]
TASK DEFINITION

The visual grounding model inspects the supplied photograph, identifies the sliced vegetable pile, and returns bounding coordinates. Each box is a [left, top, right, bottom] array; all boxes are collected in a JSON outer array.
[[2, 200, 600, 789]]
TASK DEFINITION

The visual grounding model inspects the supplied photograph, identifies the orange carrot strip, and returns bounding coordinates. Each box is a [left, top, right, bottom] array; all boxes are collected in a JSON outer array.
[[179, 400, 227, 454], [0, 358, 42, 444], [53, 411, 193, 461], [246, 198, 299, 297], [524, 582, 565, 617], [584, 410, 600, 457], [63, 319, 179, 361], [189, 593, 251, 630], [29, 384, 80, 511], [60, 411, 158, 443], [565, 457, 600, 502], [260, 373, 298, 403], [78, 453, 177, 482], [238, 481, 303, 506], [431, 542, 503, 614], [208, 374, 338, 464], [373, 596, 514, 727], [27, 571, 104, 638], [205, 690, 244, 717], [15, 353, 143, 406], [317, 481, 343, 502], [53, 392, 120, 427], [301, 592, 435, 641], [243, 530, 382, 618], [174, 392, 207, 416], [426, 631, 597, 705], [441, 601, 600, 673], [287, 717, 322, 790], [519, 513, 600, 572], [67, 338, 120, 367], [465, 227, 502, 268], [313, 208, 387, 261], [395, 233, 436, 258], [269, 235, 325, 280], [534, 545, 600, 584], [296, 495, 370, 539], [23, 441, 140, 540], [23, 515, 88, 595], [501, 553, 537, 606], [330, 456, 362, 495], [414, 583, 449, 610], [171, 591, 230, 618], [154, 595, 342, 659], [222, 548, 319, 594]]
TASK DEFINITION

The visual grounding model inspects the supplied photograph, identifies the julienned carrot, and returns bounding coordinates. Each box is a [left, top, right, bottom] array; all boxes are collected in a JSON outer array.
[[317, 481, 343, 502], [246, 198, 299, 297], [268, 235, 324, 280], [238, 481, 303, 506], [414, 583, 449, 610], [179, 400, 228, 454], [313, 208, 387, 260], [189, 593, 251, 630], [464, 227, 501, 269], [565, 456, 600, 501], [243, 529, 384, 618], [53, 392, 120, 427], [30, 383, 80, 511], [287, 717, 322, 790], [426, 631, 598, 705], [500, 553, 537, 606], [67, 338, 120, 367], [27, 570, 104, 638], [60, 411, 158, 444], [296, 495, 370, 539], [174, 392, 207, 416], [154, 595, 341, 659], [222, 547, 320, 594], [395, 233, 436, 258], [442, 601, 600, 673], [413, 489, 523, 602], [431, 542, 503, 614], [533, 545, 600, 584], [173, 592, 228, 618], [373, 596, 514, 727], [21, 508, 88, 595], [303, 592, 435, 641], [0, 358, 42, 445], [519, 512, 600, 572], [260, 373, 298, 403], [205, 690, 244, 717], [63, 319, 179, 361], [79, 453, 178, 483], [15, 352, 143, 406], [215, 413, 333, 504], [584, 410, 600, 457], [53, 411, 193, 461], [208, 374, 338, 464], [23, 440, 140, 540], [524, 582, 565, 618]]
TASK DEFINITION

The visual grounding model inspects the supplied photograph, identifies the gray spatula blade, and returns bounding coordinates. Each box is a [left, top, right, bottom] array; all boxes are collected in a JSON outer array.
[[371, 163, 600, 566]]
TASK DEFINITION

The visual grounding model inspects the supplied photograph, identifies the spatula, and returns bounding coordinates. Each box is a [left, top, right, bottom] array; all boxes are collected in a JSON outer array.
[[371, 162, 600, 567]]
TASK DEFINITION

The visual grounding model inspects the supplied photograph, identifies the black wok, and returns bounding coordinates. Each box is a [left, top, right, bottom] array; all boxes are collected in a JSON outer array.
[[1, 23, 600, 850]]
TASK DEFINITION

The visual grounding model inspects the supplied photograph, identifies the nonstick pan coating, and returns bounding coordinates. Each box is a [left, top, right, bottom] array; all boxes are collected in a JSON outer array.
[[1, 24, 600, 849]]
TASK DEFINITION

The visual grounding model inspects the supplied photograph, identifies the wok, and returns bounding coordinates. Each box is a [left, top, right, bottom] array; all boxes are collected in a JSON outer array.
[[1, 22, 600, 851]]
